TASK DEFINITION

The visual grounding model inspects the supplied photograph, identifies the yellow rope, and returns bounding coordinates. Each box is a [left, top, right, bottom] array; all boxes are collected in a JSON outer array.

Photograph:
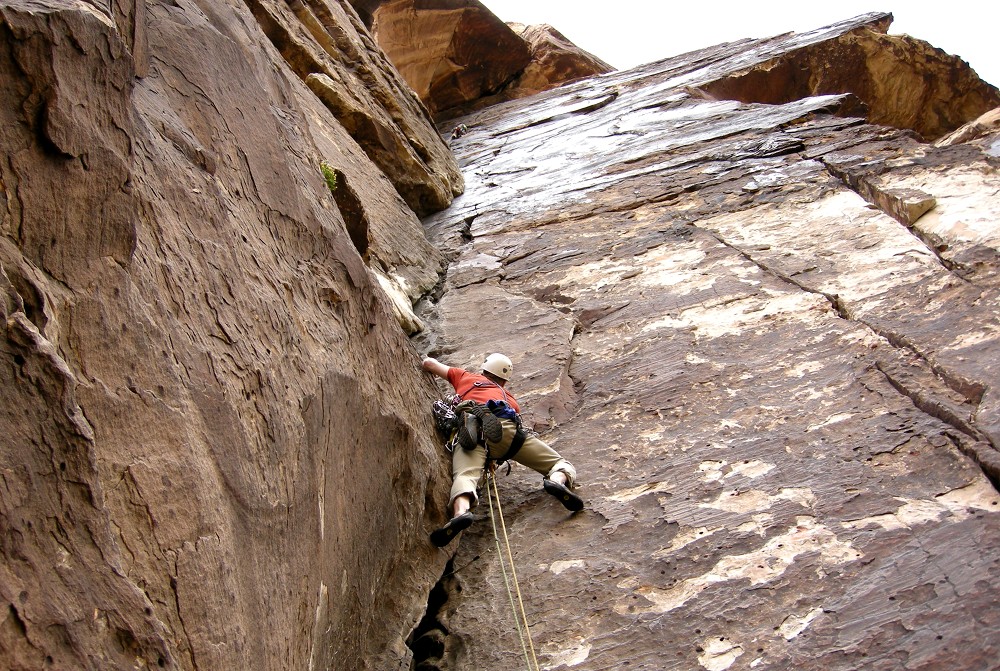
[[485, 471, 529, 666], [486, 468, 541, 671]]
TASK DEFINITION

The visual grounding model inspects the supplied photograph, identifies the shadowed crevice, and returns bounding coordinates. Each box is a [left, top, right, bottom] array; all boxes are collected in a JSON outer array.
[[406, 559, 466, 670], [328, 168, 370, 259]]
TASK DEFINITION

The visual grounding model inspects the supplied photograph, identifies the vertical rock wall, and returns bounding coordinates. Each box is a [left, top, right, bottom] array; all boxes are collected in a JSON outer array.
[[4, 4, 1000, 671], [1, 1, 457, 669], [416, 13, 1000, 671]]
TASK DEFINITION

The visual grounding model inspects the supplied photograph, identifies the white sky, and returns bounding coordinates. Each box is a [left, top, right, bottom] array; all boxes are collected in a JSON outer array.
[[479, 1, 1000, 88]]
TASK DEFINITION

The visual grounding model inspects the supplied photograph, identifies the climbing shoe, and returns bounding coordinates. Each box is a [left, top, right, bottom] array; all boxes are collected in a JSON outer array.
[[430, 512, 474, 547], [463, 404, 504, 444], [543, 479, 584, 512], [456, 413, 480, 450]]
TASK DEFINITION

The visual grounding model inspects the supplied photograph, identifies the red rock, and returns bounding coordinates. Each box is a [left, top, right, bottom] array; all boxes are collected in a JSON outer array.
[[368, 0, 531, 117], [359, 0, 613, 120], [4, 4, 1000, 670], [1, 1, 453, 668], [699, 13, 1000, 140], [505, 22, 614, 99]]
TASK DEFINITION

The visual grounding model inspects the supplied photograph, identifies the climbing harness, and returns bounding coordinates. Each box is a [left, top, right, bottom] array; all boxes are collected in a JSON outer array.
[[436, 378, 527, 456], [459, 380, 530, 463], [485, 465, 540, 671], [496, 417, 526, 464]]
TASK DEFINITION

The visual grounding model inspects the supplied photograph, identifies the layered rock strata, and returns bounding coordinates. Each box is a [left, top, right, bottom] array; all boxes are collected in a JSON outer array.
[[247, 0, 464, 215], [697, 14, 999, 140], [416, 12, 1000, 671], [1, 1, 457, 669]]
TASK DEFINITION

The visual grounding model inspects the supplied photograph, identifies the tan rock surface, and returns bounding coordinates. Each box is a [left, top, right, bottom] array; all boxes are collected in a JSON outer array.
[[416, 13, 1000, 671], [936, 106, 1000, 148], [699, 13, 1000, 140]]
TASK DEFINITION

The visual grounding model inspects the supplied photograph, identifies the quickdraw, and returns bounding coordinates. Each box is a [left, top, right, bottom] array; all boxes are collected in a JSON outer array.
[[431, 397, 461, 451]]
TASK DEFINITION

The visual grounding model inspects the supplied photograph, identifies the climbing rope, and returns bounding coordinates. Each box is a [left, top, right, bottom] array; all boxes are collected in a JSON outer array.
[[485, 466, 541, 671]]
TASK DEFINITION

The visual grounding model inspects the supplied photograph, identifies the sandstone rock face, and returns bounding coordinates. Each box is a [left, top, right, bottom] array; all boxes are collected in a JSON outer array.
[[359, 0, 613, 120], [369, 0, 531, 118], [4, 4, 1000, 671], [1, 1, 458, 669], [936, 107, 1000, 150], [698, 13, 1000, 141], [249, 0, 464, 216], [416, 13, 1000, 671], [435, 20, 616, 120], [506, 22, 615, 100]]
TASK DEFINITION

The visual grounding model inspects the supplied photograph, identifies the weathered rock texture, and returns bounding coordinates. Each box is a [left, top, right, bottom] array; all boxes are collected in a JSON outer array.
[[248, 0, 464, 215], [696, 14, 1000, 141], [416, 12, 1000, 671], [4, 4, 1000, 671], [366, 0, 530, 118], [357, 0, 613, 120], [1, 1, 459, 669]]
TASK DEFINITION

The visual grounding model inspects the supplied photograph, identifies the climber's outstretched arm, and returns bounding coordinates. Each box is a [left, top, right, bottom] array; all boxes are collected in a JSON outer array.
[[422, 357, 449, 379]]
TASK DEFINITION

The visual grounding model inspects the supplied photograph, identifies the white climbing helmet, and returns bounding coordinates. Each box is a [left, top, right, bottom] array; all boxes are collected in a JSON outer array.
[[482, 353, 513, 381]]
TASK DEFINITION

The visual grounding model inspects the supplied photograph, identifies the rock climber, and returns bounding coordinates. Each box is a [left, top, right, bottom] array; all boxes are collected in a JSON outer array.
[[422, 353, 583, 547]]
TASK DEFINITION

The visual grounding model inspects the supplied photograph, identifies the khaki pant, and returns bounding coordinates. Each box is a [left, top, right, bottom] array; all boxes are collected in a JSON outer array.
[[449, 418, 576, 506]]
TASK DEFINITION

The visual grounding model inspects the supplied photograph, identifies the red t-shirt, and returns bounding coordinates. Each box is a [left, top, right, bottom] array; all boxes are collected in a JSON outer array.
[[447, 368, 521, 413]]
